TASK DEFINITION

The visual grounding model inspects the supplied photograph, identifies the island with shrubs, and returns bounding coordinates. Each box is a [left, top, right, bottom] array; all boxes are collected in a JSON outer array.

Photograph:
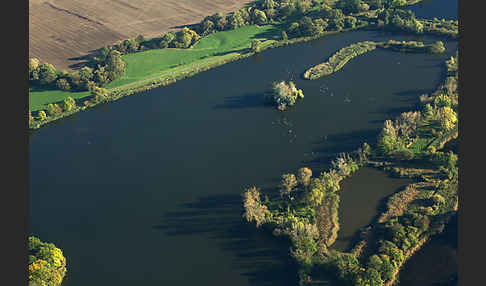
[[242, 52, 458, 285], [303, 40, 446, 80]]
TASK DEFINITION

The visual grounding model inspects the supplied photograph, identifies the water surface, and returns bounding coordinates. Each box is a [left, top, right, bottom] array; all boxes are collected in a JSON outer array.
[[29, 1, 458, 285]]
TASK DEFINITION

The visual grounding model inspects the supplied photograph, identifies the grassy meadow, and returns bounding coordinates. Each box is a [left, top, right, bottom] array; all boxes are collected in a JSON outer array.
[[29, 25, 281, 112]]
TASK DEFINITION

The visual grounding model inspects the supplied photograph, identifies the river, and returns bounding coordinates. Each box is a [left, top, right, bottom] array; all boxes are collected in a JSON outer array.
[[29, 1, 458, 285]]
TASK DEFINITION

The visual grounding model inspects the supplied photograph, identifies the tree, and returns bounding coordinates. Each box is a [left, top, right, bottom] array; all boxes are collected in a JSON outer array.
[[62, 97, 76, 112], [242, 186, 270, 227], [271, 81, 304, 110], [118, 38, 139, 54], [281, 30, 288, 41], [79, 66, 94, 85], [365, 268, 384, 286], [250, 39, 262, 53], [159, 31, 176, 48], [252, 9, 268, 25], [135, 34, 146, 43], [262, 0, 275, 10], [280, 173, 298, 197], [171, 27, 200, 48], [55, 78, 71, 91], [429, 41, 446, 54], [365, 0, 384, 9], [337, 0, 367, 14], [29, 58, 40, 81], [297, 167, 313, 187], [38, 62, 58, 85], [46, 103, 63, 116], [104, 50, 125, 82], [300, 16, 322, 36], [226, 10, 246, 29], [437, 106, 457, 131], [212, 12, 227, 30], [345, 16, 358, 28], [28, 111, 34, 125], [384, 0, 406, 9], [28, 236, 66, 286], [296, 0, 313, 14], [200, 19, 215, 36], [93, 66, 110, 86], [288, 22, 301, 36], [38, 110, 47, 121]]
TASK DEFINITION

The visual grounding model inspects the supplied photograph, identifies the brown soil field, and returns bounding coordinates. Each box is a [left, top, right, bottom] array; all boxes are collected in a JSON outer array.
[[29, 0, 254, 71]]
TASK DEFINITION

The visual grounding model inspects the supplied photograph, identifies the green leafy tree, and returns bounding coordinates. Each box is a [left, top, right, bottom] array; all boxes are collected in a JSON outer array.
[[262, 0, 275, 10], [297, 167, 313, 187], [62, 97, 76, 112], [280, 173, 298, 197], [252, 9, 268, 25], [344, 16, 358, 28], [281, 30, 288, 41], [288, 22, 301, 36], [242, 186, 270, 227], [29, 58, 40, 81], [429, 41, 446, 53], [55, 78, 71, 91], [28, 236, 66, 286], [104, 50, 126, 82], [159, 31, 176, 48], [226, 10, 246, 29], [337, 0, 367, 14], [38, 62, 58, 85], [250, 39, 262, 53], [93, 66, 110, 86], [38, 110, 47, 121]]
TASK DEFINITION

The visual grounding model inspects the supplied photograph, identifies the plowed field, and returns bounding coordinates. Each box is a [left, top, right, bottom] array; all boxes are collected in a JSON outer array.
[[29, 0, 253, 71]]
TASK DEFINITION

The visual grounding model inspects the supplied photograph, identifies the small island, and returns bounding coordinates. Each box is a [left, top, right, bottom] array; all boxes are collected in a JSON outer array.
[[303, 40, 446, 80], [266, 80, 305, 111]]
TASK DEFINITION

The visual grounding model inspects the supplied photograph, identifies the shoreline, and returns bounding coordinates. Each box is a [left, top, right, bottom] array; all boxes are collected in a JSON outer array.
[[29, 23, 369, 130]]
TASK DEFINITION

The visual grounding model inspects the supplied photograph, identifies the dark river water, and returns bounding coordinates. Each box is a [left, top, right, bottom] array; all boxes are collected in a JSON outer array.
[[29, 1, 458, 285]]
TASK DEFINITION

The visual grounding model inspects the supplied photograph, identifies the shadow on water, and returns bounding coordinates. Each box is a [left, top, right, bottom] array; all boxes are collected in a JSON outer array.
[[213, 93, 270, 110], [152, 194, 299, 286]]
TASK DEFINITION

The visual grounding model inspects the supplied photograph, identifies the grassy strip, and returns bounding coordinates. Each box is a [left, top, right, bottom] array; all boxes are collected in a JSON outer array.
[[303, 39, 445, 80], [29, 23, 368, 130], [303, 41, 377, 80]]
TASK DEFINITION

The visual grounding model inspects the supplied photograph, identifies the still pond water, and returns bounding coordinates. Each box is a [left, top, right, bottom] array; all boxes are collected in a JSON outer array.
[[29, 1, 457, 285]]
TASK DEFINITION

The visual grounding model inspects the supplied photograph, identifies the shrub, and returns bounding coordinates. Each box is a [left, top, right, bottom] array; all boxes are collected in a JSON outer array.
[[242, 186, 270, 227], [55, 78, 71, 91], [28, 236, 66, 286], [46, 103, 63, 116], [270, 81, 304, 111], [38, 110, 47, 121], [62, 97, 76, 112]]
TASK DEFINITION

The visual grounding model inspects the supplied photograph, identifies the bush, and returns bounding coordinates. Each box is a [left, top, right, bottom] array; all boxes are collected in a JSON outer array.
[[62, 97, 76, 112], [55, 78, 71, 91], [38, 110, 47, 121], [28, 236, 66, 286], [270, 81, 304, 111], [46, 103, 63, 116]]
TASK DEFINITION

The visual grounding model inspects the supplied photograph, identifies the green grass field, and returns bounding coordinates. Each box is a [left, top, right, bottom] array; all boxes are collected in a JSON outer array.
[[29, 25, 281, 112]]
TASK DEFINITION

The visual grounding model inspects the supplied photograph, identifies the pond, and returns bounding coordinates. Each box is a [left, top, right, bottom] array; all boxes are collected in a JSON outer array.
[[29, 1, 458, 285]]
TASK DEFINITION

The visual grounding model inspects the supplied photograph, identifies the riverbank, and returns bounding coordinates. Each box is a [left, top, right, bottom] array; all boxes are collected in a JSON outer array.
[[29, 22, 369, 130]]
